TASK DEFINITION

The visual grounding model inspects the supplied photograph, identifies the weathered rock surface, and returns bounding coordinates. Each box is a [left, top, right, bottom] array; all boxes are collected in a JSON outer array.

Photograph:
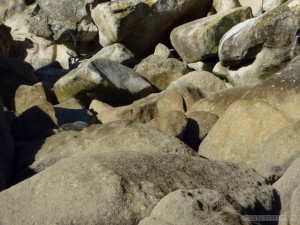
[[273, 157, 300, 224], [218, 0, 300, 85], [147, 111, 187, 139], [153, 43, 173, 59], [30, 120, 194, 172], [263, 0, 288, 11], [29, 0, 98, 41], [139, 189, 252, 225], [54, 59, 154, 105], [91, 0, 212, 56], [238, 0, 264, 16], [199, 56, 300, 169], [257, 120, 300, 182], [135, 55, 189, 91], [213, 0, 241, 13], [176, 70, 228, 97], [170, 7, 252, 62], [0, 151, 279, 225], [0, 97, 15, 190], [290, 186, 300, 225]]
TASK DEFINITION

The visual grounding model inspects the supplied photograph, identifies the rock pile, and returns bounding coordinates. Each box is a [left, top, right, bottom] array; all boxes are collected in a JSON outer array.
[[0, 0, 299, 224]]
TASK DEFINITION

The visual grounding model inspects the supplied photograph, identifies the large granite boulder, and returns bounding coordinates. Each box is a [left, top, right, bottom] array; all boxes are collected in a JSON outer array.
[[217, 0, 300, 85], [199, 56, 300, 170], [29, 0, 98, 41], [0, 151, 279, 225], [91, 0, 212, 56], [54, 59, 154, 106], [170, 7, 252, 62]]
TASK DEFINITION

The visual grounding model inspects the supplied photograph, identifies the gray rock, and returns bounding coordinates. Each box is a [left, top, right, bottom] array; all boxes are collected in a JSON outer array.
[[263, 0, 287, 12], [134, 55, 189, 91], [213, 0, 241, 13], [88, 43, 138, 68], [91, 0, 212, 56], [29, 0, 98, 41], [139, 189, 252, 225], [170, 7, 252, 62], [60, 121, 89, 131], [0, 151, 279, 225], [153, 43, 173, 59], [54, 59, 154, 106], [218, 0, 300, 85]]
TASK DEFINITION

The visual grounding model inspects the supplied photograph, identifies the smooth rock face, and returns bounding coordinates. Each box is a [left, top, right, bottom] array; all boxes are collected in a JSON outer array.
[[263, 0, 287, 11], [0, 151, 279, 225], [135, 55, 189, 90], [170, 7, 252, 62], [238, 0, 264, 16], [290, 186, 300, 225], [218, 0, 300, 85], [91, 0, 212, 56], [139, 189, 251, 225], [54, 59, 154, 105], [29, 0, 98, 41], [213, 0, 241, 12], [0, 97, 15, 190], [273, 157, 300, 222], [199, 56, 300, 169], [257, 120, 300, 181], [30, 120, 195, 172]]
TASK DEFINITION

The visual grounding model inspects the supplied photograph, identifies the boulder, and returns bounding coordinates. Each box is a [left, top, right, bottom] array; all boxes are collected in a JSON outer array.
[[0, 151, 279, 224], [87, 43, 138, 68], [29, 0, 98, 41], [170, 7, 252, 62], [257, 120, 300, 182], [157, 81, 203, 116], [273, 157, 300, 224], [90, 93, 162, 124], [91, 0, 212, 56], [218, 0, 300, 85], [139, 189, 252, 225], [0, 55, 38, 109], [183, 111, 219, 150], [176, 70, 228, 97], [290, 186, 300, 225], [0, 97, 15, 190], [147, 111, 187, 139], [134, 55, 189, 91], [0, 0, 27, 21], [153, 43, 173, 59], [30, 120, 194, 172], [14, 82, 55, 115], [53, 59, 154, 106], [199, 56, 300, 169]]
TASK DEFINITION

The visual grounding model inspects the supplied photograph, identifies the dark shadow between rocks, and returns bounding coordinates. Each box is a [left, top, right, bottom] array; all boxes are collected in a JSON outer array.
[[182, 118, 201, 151]]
